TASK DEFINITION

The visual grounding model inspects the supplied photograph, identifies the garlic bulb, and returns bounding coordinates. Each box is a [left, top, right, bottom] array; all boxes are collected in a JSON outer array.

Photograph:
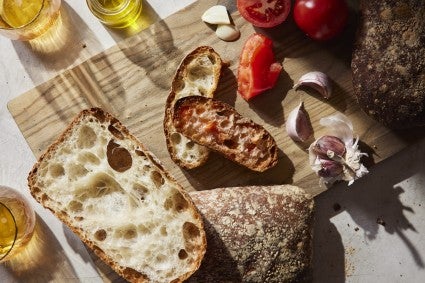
[[308, 113, 369, 187], [286, 102, 313, 142], [294, 71, 332, 99]]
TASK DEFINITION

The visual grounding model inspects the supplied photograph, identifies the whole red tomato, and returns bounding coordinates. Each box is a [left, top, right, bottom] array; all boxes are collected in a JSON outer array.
[[293, 0, 348, 41]]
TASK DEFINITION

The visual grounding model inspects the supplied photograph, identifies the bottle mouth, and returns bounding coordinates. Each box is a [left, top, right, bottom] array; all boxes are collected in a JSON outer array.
[[0, 0, 46, 30], [0, 202, 17, 262]]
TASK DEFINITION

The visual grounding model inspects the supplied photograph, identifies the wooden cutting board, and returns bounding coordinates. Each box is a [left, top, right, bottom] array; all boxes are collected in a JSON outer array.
[[8, 0, 424, 199]]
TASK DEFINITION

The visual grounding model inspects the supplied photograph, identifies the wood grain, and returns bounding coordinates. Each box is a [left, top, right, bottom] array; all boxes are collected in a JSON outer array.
[[7, 1, 425, 281], [8, 0, 424, 198]]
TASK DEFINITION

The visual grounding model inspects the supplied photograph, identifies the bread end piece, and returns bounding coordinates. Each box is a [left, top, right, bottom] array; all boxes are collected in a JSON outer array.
[[351, 0, 425, 128], [164, 46, 226, 169], [188, 185, 314, 282], [28, 107, 206, 283]]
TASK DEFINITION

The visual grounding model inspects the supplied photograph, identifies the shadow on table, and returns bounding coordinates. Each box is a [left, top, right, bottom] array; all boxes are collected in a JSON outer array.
[[11, 2, 102, 85], [313, 138, 425, 281], [104, 0, 160, 43], [2, 214, 79, 282], [118, 18, 183, 91]]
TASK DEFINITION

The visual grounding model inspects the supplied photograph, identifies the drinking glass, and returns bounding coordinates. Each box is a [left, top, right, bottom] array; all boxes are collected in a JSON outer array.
[[86, 0, 143, 28], [0, 0, 61, 40], [0, 186, 36, 262]]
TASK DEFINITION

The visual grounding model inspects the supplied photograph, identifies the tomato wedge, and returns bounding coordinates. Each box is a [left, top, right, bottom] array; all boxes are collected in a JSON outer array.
[[237, 0, 291, 28], [237, 33, 282, 100]]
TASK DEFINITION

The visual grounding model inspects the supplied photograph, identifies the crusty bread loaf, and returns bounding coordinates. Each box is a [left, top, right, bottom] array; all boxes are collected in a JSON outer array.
[[172, 96, 279, 172], [27, 108, 206, 283], [188, 185, 314, 282], [351, 0, 425, 128], [164, 46, 226, 169]]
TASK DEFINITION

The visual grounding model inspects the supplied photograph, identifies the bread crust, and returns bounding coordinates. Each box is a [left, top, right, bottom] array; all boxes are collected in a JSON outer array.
[[164, 46, 226, 169], [351, 0, 425, 128], [188, 185, 314, 282], [172, 96, 279, 172], [28, 108, 206, 283]]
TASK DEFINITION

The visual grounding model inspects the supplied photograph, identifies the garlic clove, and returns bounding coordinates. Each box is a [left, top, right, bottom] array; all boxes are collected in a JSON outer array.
[[317, 159, 344, 178], [216, 24, 240, 41], [294, 71, 332, 99], [201, 5, 231, 25], [312, 135, 346, 159], [286, 102, 313, 142]]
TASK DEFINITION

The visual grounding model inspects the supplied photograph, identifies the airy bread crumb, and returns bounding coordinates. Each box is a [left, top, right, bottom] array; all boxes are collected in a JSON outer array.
[[28, 108, 206, 283]]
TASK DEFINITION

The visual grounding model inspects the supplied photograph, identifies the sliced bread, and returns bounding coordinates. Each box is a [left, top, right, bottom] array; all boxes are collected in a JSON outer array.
[[188, 185, 314, 282], [27, 108, 206, 283], [172, 96, 279, 172], [164, 46, 226, 169]]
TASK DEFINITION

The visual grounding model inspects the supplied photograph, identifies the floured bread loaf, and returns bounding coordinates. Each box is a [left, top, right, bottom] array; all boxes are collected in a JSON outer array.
[[351, 0, 425, 128], [164, 46, 226, 169], [173, 96, 279, 172], [27, 108, 206, 283], [188, 185, 314, 282]]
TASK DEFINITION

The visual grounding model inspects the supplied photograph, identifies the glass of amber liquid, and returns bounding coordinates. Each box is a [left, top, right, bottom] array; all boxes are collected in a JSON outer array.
[[0, 0, 61, 40], [0, 186, 35, 262], [86, 0, 143, 28]]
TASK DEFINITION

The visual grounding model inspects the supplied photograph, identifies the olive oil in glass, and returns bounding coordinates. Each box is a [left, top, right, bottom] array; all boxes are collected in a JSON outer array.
[[0, 0, 61, 40], [0, 186, 35, 262], [86, 0, 143, 28]]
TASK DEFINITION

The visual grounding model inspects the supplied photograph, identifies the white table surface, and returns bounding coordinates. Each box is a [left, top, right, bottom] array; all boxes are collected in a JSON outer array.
[[1, 1, 424, 282]]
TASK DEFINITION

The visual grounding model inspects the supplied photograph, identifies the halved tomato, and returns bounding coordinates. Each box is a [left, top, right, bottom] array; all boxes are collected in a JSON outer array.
[[237, 33, 282, 100], [237, 0, 291, 28]]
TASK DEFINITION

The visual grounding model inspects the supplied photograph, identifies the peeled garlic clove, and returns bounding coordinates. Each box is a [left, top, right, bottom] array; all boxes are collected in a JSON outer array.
[[216, 24, 240, 41], [294, 71, 332, 99], [312, 135, 346, 159], [286, 102, 313, 142], [201, 5, 231, 25], [318, 159, 344, 178]]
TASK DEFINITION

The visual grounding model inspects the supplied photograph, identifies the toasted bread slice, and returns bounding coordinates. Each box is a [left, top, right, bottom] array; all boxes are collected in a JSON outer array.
[[28, 108, 206, 283], [188, 185, 314, 282], [172, 96, 279, 172], [164, 46, 226, 169]]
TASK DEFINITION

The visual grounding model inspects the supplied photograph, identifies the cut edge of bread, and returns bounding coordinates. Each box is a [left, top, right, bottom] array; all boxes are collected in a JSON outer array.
[[28, 107, 206, 283], [164, 46, 226, 169]]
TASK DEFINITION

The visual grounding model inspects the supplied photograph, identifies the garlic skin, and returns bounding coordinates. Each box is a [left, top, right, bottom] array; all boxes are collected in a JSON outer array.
[[294, 71, 332, 99], [286, 102, 313, 142], [308, 113, 369, 187]]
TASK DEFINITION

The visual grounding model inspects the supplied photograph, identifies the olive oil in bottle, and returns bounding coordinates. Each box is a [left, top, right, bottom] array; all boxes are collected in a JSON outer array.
[[86, 0, 143, 28]]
